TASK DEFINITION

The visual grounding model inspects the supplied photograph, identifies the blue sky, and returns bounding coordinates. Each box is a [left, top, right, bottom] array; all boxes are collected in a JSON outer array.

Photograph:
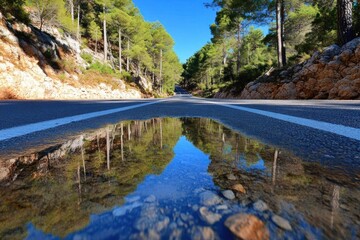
[[132, 0, 217, 63]]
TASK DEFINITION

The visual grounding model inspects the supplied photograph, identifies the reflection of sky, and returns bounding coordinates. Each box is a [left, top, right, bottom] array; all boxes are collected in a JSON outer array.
[[237, 154, 267, 172], [25, 136, 215, 239]]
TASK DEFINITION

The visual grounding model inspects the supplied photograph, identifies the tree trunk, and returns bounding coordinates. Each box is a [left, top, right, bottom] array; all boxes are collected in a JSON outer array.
[[159, 49, 163, 93], [103, 5, 108, 62], [281, 0, 286, 66], [236, 22, 242, 74], [337, 0, 354, 45], [276, 0, 284, 68], [126, 38, 130, 72], [118, 28, 122, 72], [69, 0, 74, 23], [77, 5, 80, 41]]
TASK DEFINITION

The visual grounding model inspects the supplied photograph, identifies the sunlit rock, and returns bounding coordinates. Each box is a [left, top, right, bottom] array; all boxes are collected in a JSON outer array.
[[225, 214, 269, 240]]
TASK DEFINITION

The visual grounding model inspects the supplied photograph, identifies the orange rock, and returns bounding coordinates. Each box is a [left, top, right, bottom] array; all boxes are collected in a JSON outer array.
[[225, 214, 269, 240], [232, 183, 246, 194]]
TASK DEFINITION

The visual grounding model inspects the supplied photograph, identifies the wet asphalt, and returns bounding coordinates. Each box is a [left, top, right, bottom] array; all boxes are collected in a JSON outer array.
[[0, 95, 359, 182]]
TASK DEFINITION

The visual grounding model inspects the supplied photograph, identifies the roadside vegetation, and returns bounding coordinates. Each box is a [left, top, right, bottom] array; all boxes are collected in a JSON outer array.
[[1, 0, 182, 96], [182, 0, 360, 97]]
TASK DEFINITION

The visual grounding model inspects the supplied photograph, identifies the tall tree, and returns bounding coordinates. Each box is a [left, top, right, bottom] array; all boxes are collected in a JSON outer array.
[[95, 0, 113, 62], [89, 21, 101, 54], [337, 0, 355, 45], [276, 0, 285, 67], [109, 8, 131, 72]]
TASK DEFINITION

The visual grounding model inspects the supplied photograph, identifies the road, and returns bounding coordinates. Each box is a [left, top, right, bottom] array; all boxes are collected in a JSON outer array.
[[0, 94, 360, 181]]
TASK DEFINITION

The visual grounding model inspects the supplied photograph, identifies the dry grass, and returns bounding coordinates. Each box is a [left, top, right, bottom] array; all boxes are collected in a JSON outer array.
[[0, 88, 19, 99], [78, 70, 119, 90]]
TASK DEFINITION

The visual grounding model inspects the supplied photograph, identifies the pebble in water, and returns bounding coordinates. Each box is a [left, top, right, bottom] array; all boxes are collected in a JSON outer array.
[[222, 190, 235, 200], [227, 173, 237, 180], [271, 215, 292, 231], [199, 191, 222, 206], [191, 226, 215, 240], [199, 207, 222, 225], [231, 183, 246, 194], [225, 213, 269, 240], [253, 200, 269, 212]]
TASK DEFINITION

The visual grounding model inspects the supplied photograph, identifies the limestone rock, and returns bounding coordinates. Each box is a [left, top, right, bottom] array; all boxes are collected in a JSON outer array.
[[225, 214, 269, 240], [232, 37, 360, 100]]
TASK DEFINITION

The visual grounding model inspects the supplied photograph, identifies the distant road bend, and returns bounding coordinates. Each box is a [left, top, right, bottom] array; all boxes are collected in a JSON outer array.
[[0, 87, 360, 176]]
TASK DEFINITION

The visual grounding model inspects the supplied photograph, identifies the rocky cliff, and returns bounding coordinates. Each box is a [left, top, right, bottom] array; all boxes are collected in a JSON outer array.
[[215, 38, 360, 100], [0, 12, 143, 100]]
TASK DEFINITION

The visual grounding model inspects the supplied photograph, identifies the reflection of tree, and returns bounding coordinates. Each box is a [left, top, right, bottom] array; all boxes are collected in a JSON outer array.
[[330, 185, 340, 229], [183, 119, 359, 239], [0, 118, 182, 239], [272, 149, 279, 193]]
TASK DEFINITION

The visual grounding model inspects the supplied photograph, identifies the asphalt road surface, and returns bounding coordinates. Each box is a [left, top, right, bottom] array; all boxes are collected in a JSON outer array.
[[1, 95, 360, 182]]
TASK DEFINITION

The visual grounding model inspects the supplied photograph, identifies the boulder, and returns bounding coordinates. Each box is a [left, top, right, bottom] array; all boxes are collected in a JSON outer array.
[[341, 37, 360, 52]]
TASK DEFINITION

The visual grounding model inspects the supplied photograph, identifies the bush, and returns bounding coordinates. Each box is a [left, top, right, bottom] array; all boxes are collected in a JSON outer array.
[[120, 71, 132, 82], [58, 58, 77, 73], [81, 53, 93, 64], [89, 61, 114, 74]]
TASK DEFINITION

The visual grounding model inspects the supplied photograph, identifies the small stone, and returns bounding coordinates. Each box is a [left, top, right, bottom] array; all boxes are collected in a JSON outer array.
[[192, 204, 199, 211], [144, 195, 156, 203], [225, 214, 269, 240], [191, 226, 215, 240], [222, 190, 235, 200], [271, 215, 292, 231], [227, 173, 237, 180], [253, 200, 269, 212], [232, 183, 246, 194], [199, 207, 222, 225], [199, 191, 222, 206], [216, 205, 228, 210], [155, 217, 170, 232]]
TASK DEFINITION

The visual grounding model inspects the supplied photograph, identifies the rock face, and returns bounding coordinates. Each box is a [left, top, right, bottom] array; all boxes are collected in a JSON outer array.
[[0, 16, 142, 100], [225, 214, 270, 240], [215, 38, 360, 100]]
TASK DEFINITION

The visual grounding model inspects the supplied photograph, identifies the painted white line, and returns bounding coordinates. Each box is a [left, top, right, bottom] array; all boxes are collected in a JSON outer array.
[[0, 99, 168, 141], [205, 100, 360, 141]]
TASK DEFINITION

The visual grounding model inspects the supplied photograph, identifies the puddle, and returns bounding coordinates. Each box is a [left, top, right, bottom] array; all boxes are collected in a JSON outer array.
[[0, 118, 359, 239]]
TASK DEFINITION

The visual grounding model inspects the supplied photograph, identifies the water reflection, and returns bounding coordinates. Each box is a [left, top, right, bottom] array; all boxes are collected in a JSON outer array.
[[0, 118, 359, 239]]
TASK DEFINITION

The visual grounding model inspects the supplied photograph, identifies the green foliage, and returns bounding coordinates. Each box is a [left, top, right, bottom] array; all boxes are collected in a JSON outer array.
[[26, 0, 76, 33], [0, 0, 30, 23], [120, 71, 132, 82], [81, 53, 93, 64], [296, 1, 337, 54], [89, 61, 114, 74]]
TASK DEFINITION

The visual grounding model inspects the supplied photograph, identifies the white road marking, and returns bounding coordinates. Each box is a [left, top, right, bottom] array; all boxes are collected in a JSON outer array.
[[205, 100, 360, 141], [0, 99, 168, 141]]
